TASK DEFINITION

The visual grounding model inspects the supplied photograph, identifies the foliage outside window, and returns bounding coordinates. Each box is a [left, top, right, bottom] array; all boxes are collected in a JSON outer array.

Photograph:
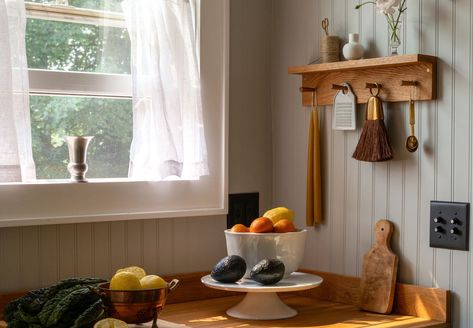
[[25, 0, 132, 179]]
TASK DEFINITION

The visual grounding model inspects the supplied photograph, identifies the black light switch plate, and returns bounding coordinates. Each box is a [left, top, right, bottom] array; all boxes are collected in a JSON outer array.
[[430, 201, 469, 251], [227, 193, 259, 229]]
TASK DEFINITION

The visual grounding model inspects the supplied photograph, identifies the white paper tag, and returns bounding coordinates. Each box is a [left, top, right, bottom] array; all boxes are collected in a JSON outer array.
[[332, 83, 356, 130]]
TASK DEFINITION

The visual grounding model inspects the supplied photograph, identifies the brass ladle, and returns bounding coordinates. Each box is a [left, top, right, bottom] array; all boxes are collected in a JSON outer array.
[[406, 99, 418, 152]]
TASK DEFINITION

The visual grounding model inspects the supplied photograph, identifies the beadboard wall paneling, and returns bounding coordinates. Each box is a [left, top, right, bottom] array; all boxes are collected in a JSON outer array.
[[0, 0, 272, 293], [271, 0, 471, 327], [0, 217, 228, 292]]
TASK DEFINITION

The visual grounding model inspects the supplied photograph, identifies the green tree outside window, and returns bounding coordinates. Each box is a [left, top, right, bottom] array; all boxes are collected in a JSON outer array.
[[26, 1, 133, 179]]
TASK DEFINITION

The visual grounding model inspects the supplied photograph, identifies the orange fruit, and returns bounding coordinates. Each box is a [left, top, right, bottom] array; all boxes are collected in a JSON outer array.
[[231, 224, 249, 232], [273, 219, 296, 233], [250, 217, 273, 233]]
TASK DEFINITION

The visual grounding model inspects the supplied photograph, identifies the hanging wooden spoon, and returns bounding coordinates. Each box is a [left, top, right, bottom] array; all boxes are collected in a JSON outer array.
[[406, 100, 418, 152]]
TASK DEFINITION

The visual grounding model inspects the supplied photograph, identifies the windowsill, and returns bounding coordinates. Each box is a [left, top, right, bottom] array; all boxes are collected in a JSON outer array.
[[0, 176, 199, 186], [2, 178, 133, 185], [0, 206, 228, 228], [0, 176, 227, 228]]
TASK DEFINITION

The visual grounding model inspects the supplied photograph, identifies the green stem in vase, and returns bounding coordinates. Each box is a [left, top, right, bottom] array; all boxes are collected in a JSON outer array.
[[355, 1, 376, 9], [395, 0, 407, 24], [385, 15, 399, 43]]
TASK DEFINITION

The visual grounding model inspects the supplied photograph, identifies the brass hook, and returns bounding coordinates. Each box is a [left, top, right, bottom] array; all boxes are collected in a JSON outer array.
[[402, 80, 418, 101], [366, 83, 381, 97]]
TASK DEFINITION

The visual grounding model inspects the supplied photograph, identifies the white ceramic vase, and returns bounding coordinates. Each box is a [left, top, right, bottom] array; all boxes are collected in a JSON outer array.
[[342, 33, 364, 60]]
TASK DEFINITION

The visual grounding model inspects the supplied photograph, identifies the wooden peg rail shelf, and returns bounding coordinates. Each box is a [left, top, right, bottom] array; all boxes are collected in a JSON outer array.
[[288, 54, 437, 106]]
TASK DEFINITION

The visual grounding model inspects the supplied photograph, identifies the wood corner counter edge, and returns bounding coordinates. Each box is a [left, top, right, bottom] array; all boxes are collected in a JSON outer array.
[[0, 268, 450, 325]]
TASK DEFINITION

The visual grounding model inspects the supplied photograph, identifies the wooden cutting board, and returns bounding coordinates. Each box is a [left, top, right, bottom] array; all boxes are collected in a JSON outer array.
[[359, 219, 399, 314]]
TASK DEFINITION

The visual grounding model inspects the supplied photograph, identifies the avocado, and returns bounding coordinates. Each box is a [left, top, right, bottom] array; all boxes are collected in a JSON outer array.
[[250, 259, 285, 285], [211, 255, 247, 283]]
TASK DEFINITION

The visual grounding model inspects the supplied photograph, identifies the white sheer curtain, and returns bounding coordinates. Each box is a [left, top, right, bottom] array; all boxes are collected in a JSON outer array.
[[0, 0, 35, 182], [122, 0, 209, 180]]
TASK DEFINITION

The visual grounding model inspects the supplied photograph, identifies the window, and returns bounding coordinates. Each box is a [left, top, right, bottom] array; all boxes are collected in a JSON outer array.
[[0, 0, 229, 227], [30, 95, 132, 179], [26, 1, 132, 179]]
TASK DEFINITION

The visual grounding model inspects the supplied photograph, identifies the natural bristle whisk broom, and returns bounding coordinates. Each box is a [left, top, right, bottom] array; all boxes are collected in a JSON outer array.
[[352, 85, 393, 162]]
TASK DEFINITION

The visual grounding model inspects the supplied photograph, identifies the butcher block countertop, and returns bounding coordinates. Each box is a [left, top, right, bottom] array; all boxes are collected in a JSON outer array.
[[0, 270, 450, 328], [160, 294, 447, 328], [0, 300, 448, 328]]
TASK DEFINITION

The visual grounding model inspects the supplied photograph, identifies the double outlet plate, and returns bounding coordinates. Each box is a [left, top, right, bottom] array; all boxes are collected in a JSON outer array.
[[430, 201, 470, 251]]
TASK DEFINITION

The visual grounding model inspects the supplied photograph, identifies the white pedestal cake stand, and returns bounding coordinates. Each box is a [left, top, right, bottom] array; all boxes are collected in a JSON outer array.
[[201, 272, 323, 320]]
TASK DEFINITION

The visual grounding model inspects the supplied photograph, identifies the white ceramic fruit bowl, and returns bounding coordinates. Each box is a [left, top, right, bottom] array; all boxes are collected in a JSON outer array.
[[224, 229, 307, 278]]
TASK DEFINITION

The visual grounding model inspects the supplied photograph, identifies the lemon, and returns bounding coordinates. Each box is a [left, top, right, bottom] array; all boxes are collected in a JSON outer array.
[[263, 207, 295, 225], [110, 271, 141, 290], [116, 266, 146, 280], [94, 318, 128, 328], [140, 275, 167, 289]]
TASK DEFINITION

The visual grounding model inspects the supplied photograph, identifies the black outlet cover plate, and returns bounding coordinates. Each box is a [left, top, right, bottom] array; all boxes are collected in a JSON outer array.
[[227, 193, 259, 229], [430, 201, 469, 251]]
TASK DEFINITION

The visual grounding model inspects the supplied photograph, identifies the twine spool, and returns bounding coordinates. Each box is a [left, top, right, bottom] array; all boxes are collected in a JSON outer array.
[[320, 35, 340, 63]]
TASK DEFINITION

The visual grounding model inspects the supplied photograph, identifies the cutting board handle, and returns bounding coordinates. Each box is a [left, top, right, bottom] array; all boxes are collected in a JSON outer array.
[[375, 219, 394, 249]]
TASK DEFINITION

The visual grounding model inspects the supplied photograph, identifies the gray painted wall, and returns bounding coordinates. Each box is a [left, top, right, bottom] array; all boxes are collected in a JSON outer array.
[[271, 1, 472, 326]]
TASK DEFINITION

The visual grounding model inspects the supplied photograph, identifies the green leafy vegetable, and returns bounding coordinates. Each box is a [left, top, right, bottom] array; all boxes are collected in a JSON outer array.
[[4, 277, 106, 328]]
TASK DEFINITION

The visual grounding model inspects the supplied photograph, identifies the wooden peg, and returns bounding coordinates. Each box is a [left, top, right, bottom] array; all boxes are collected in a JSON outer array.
[[401, 80, 418, 86], [299, 87, 317, 107], [300, 86, 316, 93], [365, 82, 382, 89], [331, 84, 348, 91]]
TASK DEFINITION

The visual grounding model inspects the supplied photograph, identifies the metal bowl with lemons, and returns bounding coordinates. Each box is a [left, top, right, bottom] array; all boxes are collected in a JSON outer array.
[[94, 266, 179, 328]]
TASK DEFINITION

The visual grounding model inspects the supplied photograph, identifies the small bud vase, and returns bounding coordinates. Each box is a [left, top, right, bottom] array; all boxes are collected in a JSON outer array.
[[389, 20, 402, 55], [342, 33, 364, 60]]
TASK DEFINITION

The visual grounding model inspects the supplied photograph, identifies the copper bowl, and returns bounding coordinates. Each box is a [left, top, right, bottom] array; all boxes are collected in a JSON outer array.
[[97, 279, 179, 325]]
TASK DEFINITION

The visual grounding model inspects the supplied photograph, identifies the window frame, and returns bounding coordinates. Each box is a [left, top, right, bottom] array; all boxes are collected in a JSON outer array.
[[26, 1, 131, 97], [0, 0, 230, 227], [25, 1, 126, 28], [29, 69, 132, 97]]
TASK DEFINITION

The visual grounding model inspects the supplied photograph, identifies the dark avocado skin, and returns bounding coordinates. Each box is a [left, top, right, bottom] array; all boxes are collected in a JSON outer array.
[[211, 255, 247, 283], [250, 259, 285, 285]]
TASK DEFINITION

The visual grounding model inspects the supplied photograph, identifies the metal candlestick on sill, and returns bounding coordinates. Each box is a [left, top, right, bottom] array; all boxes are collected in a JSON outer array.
[[66, 136, 94, 182]]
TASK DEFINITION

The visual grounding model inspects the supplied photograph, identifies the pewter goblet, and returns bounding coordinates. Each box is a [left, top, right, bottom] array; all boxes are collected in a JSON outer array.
[[66, 136, 94, 182]]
